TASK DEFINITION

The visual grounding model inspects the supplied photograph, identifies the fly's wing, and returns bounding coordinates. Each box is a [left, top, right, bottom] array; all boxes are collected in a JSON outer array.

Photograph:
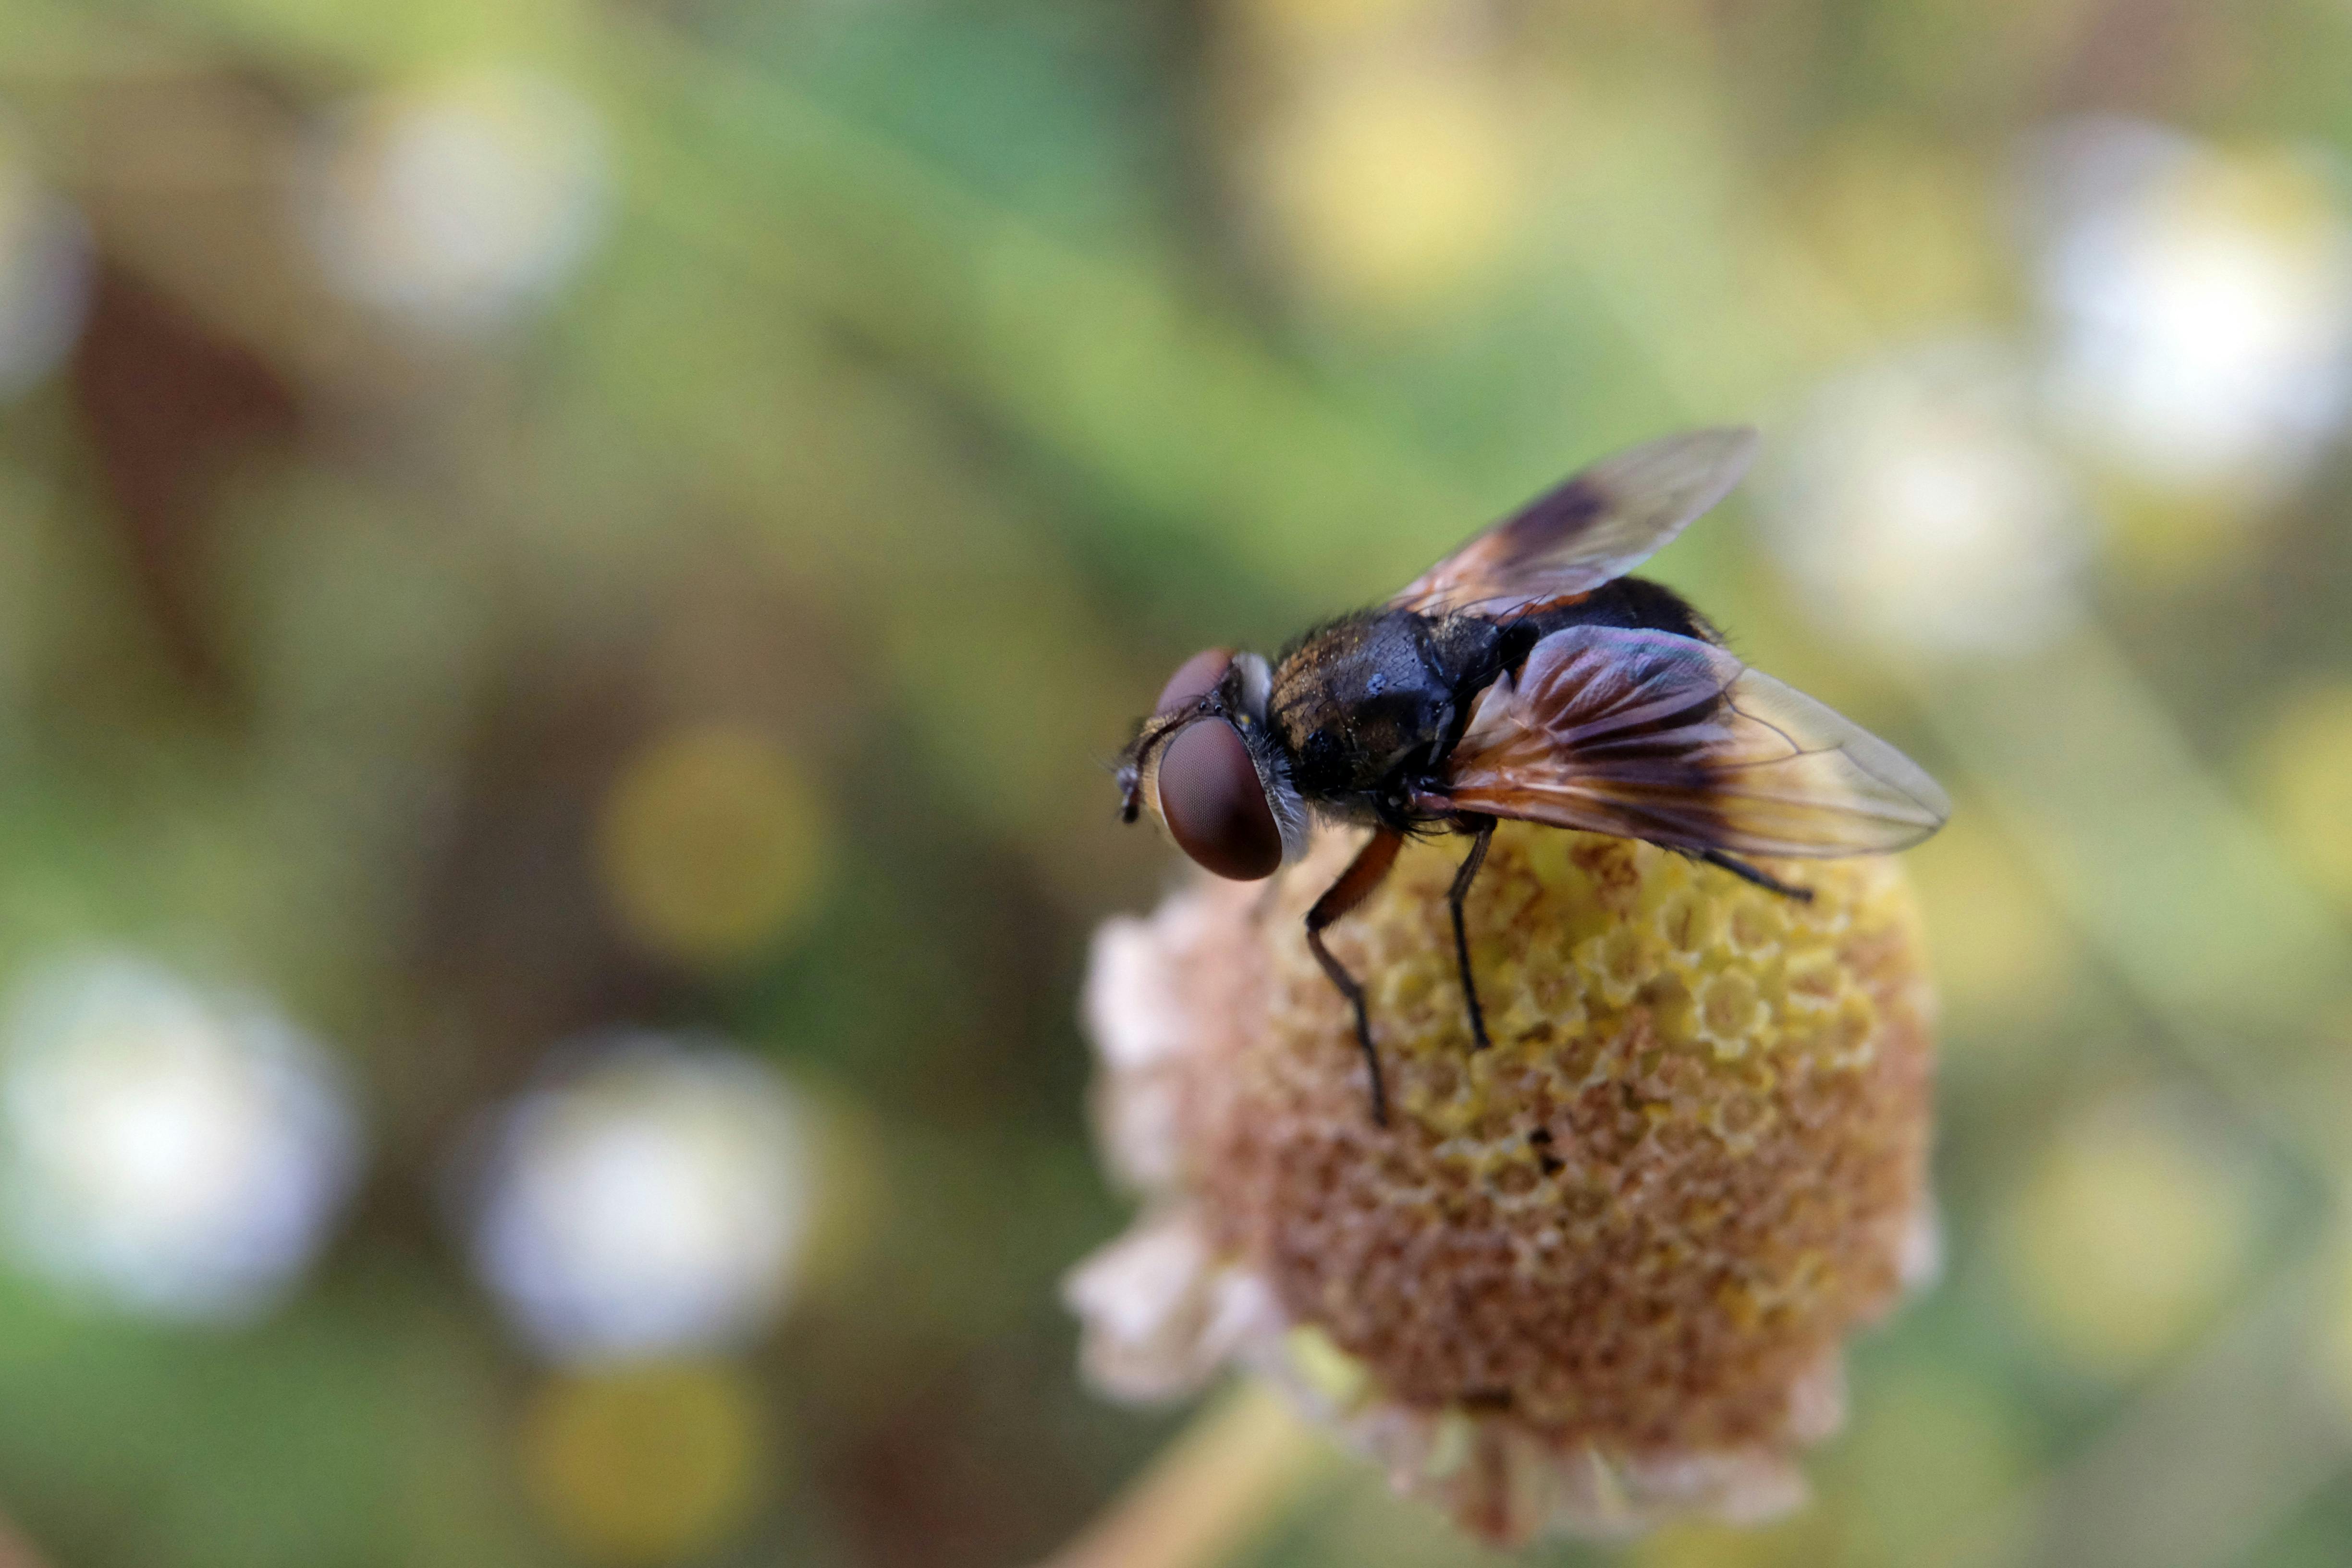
[[1436, 626, 1949, 858], [1389, 428, 1759, 618]]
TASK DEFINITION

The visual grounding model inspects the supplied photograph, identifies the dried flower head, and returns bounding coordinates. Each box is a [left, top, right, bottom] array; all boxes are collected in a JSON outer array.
[[1067, 823, 1937, 1545]]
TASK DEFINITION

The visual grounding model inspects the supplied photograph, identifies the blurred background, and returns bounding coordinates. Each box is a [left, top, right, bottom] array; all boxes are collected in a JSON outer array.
[[0, 0, 2348, 1565]]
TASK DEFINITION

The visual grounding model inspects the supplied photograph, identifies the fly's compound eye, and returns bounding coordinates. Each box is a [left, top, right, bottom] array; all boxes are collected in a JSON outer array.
[[1156, 647, 1233, 715], [1158, 717, 1281, 881]]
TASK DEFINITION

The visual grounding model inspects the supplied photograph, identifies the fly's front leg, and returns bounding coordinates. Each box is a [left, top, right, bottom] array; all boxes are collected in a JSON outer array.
[[1448, 816, 1496, 1051], [1305, 827, 1405, 1127]]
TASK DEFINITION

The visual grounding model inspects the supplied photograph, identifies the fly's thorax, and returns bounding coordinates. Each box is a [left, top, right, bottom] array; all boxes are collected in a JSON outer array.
[[1270, 611, 1464, 798]]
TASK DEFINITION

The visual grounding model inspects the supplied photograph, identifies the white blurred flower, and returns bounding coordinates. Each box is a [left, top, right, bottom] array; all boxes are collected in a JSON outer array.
[[0, 123, 89, 397], [1759, 339, 2090, 658], [470, 1035, 816, 1364], [2029, 117, 2352, 494], [0, 955, 360, 1322], [302, 67, 609, 332]]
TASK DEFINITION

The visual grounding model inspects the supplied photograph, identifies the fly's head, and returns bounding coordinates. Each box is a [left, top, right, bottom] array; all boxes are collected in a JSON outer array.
[[1118, 648, 1305, 880]]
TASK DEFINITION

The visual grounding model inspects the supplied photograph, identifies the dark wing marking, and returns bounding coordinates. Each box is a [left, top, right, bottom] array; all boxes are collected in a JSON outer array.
[[1433, 626, 1949, 858], [1389, 428, 1759, 618]]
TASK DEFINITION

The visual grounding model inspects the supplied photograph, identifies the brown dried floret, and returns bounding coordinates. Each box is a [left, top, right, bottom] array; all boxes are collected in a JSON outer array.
[[1068, 822, 1937, 1544]]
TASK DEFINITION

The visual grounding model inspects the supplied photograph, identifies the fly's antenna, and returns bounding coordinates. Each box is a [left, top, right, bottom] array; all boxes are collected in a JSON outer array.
[[1114, 702, 1218, 823]]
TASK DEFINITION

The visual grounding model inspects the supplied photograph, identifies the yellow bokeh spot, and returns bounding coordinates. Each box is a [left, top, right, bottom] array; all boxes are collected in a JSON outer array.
[[597, 727, 832, 968], [2254, 684, 2352, 905], [1906, 808, 2076, 1039], [1792, 134, 2003, 338], [2001, 1097, 2259, 1378], [1246, 57, 1522, 315], [519, 1360, 771, 1564]]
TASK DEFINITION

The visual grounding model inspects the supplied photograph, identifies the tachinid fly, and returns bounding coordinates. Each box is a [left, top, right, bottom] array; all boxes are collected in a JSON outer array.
[[1116, 428, 1950, 1125]]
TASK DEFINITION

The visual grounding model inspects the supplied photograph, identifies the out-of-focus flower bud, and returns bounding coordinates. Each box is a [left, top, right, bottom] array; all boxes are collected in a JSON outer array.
[[467, 1035, 818, 1364], [0, 954, 360, 1322], [1758, 338, 2090, 660], [2028, 117, 2352, 499], [300, 67, 608, 333]]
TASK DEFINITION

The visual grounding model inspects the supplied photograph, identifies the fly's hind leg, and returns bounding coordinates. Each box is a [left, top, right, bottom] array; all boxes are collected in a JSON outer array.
[[1448, 816, 1496, 1051], [1305, 827, 1406, 1127], [1699, 848, 1815, 903]]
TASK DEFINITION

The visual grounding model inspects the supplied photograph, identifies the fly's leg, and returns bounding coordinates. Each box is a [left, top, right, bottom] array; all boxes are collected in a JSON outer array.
[[1700, 848, 1814, 903], [1448, 816, 1496, 1051], [1305, 827, 1406, 1127]]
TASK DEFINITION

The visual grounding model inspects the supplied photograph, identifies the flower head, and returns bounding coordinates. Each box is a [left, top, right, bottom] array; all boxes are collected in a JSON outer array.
[[1069, 823, 1936, 1545]]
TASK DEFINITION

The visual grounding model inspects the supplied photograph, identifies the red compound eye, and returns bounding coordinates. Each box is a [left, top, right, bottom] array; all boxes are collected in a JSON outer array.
[[1156, 647, 1233, 715], [1158, 718, 1281, 881]]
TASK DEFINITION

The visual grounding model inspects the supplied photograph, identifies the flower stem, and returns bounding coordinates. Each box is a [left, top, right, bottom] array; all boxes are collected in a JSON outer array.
[[1037, 1381, 1331, 1568]]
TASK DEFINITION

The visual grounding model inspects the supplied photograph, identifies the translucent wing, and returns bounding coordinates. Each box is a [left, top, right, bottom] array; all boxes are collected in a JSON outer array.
[[1433, 626, 1949, 858], [1389, 428, 1759, 618]]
